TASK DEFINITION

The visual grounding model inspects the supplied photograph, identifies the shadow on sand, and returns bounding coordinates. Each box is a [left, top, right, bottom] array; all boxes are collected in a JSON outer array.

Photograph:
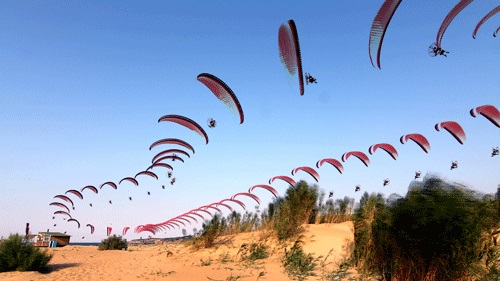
[[40, 263, 80, 274]]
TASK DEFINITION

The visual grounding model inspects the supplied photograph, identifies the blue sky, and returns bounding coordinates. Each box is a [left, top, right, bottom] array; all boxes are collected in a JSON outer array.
[[1, 1, 499, 241]]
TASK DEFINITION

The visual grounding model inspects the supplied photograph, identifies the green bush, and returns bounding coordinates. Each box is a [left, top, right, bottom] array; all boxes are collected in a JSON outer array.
[[0, 234, 53, 272], [238, 242, 269, 262], [354, 176, 500, 281], [98, 234, 127, 250], [200, 214, 223, 248], [273, 181, 318, 241], [282, 238, 317, 280]]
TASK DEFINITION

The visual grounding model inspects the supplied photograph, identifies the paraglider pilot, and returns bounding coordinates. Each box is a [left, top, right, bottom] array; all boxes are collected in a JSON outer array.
[[492, 147, 499, 157], [450, 161, 458, 170]]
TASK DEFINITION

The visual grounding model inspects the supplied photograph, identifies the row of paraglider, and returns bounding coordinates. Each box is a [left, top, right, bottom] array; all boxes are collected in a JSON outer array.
[[369, 1, 500, 68], [135, 190, 267, 235], [48, 73, 246, 237], [137, 103, 498, 233]]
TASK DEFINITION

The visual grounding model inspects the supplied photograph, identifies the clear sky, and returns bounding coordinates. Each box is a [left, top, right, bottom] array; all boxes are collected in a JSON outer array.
[[1, 1, 499, 242]]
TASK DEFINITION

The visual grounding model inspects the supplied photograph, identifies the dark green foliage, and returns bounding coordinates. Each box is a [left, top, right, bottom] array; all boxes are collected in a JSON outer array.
[[282, 238, 317, 280], [98, 234, 127, 250], [354, 176, 500, 281], [0, 234, 53, 272], [273, 181, 318, 240], [200, 214, 223, 248], [238, 242, 269, 262]]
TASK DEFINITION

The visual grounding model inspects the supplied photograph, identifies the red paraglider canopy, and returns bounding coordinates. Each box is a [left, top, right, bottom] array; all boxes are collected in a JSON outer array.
[[158, 114, 209, 144], [278, 19, 304, 95]]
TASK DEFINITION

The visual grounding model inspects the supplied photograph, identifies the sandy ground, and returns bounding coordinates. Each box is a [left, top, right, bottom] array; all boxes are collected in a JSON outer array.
[[0, 222, 370, 281]]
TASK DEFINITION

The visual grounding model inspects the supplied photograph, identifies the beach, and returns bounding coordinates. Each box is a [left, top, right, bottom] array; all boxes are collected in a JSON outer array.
[[0, 222, 363, 281]]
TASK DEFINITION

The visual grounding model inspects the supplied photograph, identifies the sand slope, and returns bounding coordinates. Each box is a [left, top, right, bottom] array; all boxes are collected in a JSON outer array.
[[0, 222, 360, 281]]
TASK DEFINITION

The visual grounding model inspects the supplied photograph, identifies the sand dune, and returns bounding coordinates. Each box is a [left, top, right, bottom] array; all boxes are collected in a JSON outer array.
[[0, 222, 366, 281]]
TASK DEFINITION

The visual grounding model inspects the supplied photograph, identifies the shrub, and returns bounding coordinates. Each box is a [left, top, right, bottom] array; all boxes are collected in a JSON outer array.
[[354, 176, 500, 281], [238, 242, 269, 262], [274, 181, 318, 241], [282, 238, 317, 280], [98, 234, 127, 250], [0, 234, 53, 272], [200, 214, 223, 248]]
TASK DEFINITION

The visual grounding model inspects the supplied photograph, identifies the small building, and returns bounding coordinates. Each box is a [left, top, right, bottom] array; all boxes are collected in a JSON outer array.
[[33, 232, 71, 247]]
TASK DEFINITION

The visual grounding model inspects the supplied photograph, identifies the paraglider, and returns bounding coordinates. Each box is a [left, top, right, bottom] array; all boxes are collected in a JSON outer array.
[[197, 73, 244, 124], [316, 158, 344, 174], [135, 171, 158, 180], [435, 121, 466, 145], [167, 171, 173, 178], [147, 191, 151, 195], [109, 200, 112, 204], [470, 104, 500, 128], [89, 203, 93, 207], [342, 151, 370, 167], [54, 195, 75, 210], [328, 191, 334, 198], [150, 138, 195, 154], [158, 114, 209, 144], [170, 178, 176, 185], [278, 19, 304, 95], [67, 218, 80, 229], [415, 171, 422, 179], [119, 177, 139, 186], [49, 202, 71, 213], [368, 143, 398, 160], [305, 73, 317, 84], [492, 147, 499, 157], [431, 0, 473, 56], [231, 192, 261, 205], [99, 181, 117, 190], [355, 185, 361, 192], [86, 224, 95, 234], [450, 161, 458, 170], [107, 227, 112, 236], [428, 43, 448, 57], [248, 184, 278, 198], [152, 149, 190, 163], [383, 178, 390, 186], [65, 189, 83, 200], [400, 133, 431, 153], [472, 5, 500, 39], [54, 211, 72, 219], [291, 166, 320, 182], [269, 175, 296, 187], [162, 185, 165, 189], [129, 197, 132, 201], [368, 0, 402, 68], [123, 227, 130, 236], [80, 185, 98, 194], [207, 118, 217, 128]]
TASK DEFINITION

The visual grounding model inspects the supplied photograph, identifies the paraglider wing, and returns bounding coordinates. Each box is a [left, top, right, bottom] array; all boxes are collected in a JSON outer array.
[[470, 105, 500, 128], [147, 162, 174, 172], [134, 171, 159, 180], [99, 181, 117, 190], [107, 227, 112, 236], [86, 224, 95, 234], [182, 214, 199, 224], [368, 143, 398, 160], [278, 19, 304, 95], [341, 151, 370, 167], [268, 175, 296, 187], [291, 166, 320, 182], [472, 5, 500, 38], [67, 218, 80, 229], [54, 195, 74, 210], [149, 138, 195, 154], [119, 177, 139, 186], [195, 209, 213, 218], [54, 210, 72, 219], [197, 73, 244, 124], [316, 158, 344, 174], [219, 198, 246, 210], [401, 133, 431, 153], [65, 189, 84, 200], [494, 25, 500, 37], [435, 0, 474, 48], [368, 0, 402, 68], [212, 202, 233, 212], [435, 121, 466, 144], [231, 192, 261, 205], [152, 149, 190, 163], [123, 227, 130, 236], [158, 114, 209, 144], [153, 155, 184, 164], [50, 202, 71, 213], [80, 185, 98, 194], [248, 184, 278, 198]]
